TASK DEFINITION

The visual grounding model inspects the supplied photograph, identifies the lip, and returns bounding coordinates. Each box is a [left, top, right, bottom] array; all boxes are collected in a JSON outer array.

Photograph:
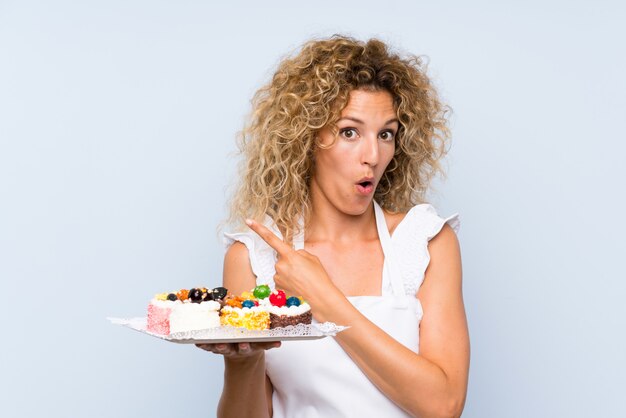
[[356, 176, 375, 185], [355, 177, 375, 195]]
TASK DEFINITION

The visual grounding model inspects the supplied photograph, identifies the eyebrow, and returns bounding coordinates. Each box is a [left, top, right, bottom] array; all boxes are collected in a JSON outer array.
[[338, 116, 399, 126]]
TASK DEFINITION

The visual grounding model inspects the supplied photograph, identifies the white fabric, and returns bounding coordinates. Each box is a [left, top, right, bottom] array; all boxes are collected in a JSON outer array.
[[223, 203, 460, 417]]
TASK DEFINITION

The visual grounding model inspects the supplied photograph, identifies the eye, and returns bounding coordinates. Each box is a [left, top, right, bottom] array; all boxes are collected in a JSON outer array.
[[379, 130, 396, 141], [339, 128, 358, 140]]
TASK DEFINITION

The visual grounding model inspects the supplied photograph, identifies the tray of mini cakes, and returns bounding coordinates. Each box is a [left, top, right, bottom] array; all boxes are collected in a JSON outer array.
[[108, 285, 348, 343]]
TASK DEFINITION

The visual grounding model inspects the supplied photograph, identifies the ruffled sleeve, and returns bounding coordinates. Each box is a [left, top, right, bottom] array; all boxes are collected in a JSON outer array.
[[420, 204, 460, 240], [223, 217, 281, 289], [390, 204, 460, 296]]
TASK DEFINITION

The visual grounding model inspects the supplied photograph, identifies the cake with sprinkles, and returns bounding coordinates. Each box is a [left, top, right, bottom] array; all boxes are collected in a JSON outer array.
[[262, 289, 312, 329], [220, 287, 271, 331], [146, 287, 227, 335]]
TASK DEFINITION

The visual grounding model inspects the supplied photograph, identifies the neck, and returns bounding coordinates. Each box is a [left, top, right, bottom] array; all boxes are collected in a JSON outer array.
[[306, 188, 379, 244]]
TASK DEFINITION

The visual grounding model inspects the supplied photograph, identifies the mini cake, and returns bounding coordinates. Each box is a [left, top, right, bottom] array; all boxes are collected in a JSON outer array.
[[220, 291, 270, 331], [263, 289, 312, 329], [146, 287, 227, 335]]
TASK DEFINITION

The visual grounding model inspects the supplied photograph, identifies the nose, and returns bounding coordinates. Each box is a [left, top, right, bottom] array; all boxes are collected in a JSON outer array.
[[360, 134, 379, 167]]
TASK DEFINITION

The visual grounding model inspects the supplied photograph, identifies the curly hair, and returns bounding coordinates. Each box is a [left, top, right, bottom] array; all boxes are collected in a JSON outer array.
[[226, 34, 451, 243]]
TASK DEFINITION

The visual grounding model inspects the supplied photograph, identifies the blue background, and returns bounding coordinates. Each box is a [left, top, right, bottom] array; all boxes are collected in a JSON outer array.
[[1, 1, 625, 417]]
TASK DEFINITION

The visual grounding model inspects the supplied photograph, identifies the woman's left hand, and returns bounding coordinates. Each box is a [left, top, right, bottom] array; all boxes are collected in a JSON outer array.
[[245, 219, 339, 304]]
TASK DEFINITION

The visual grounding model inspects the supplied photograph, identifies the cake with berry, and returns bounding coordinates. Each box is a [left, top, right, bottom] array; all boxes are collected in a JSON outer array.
[[224, 285, 313, 329], [146, 287, 227, 335], [220, 288, 270, 331], [263, 289, 312, 329]]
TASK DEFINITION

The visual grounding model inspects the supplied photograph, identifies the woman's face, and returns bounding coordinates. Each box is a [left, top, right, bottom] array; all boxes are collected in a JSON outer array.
[[311, 89, 398, 216]]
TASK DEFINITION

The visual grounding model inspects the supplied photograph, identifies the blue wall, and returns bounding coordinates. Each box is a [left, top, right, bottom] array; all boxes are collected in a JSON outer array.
[[1, 1, 624, 416]]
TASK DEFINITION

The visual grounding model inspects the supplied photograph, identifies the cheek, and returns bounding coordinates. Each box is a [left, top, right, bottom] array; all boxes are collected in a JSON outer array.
[[312, 153, 354, 193], [381, 145, 396, 171], [315, 157, 349, 182], [315, 146, 352, 173]]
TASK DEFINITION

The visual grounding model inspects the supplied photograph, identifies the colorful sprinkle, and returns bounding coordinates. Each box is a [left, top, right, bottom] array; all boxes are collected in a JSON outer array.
[[253, 284, 271, 299], [241, 291, 256, 301], [212, 287, 228, 300], [176, 289, 189, 301]]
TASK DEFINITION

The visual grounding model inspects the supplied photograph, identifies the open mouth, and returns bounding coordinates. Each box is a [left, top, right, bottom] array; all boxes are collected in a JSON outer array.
[[356, 180, 375, 194]]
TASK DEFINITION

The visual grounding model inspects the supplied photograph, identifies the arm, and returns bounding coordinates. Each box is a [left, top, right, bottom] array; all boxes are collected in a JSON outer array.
[[202, 242, 275, 418], [247, 220, 469, 418], [323, 224, 469, 418]]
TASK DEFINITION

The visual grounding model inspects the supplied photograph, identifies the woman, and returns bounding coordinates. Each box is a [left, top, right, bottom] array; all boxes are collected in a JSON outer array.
[[199, 35, 470, 418]]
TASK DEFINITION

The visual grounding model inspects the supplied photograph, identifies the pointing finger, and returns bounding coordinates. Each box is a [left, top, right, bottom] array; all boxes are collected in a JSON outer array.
[[245, 219, 293, 256]]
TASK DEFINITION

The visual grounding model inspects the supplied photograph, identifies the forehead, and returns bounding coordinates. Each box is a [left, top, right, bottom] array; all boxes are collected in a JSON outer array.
[[340, 89, 396, 118]]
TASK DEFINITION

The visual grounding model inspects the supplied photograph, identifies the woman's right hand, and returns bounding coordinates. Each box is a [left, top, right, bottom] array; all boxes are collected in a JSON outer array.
[[196, 341, 281, 359]]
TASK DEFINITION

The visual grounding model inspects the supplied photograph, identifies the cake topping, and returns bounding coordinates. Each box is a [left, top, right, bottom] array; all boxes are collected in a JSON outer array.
[[212, 287, 228, 300], [242, 300, 256, 308], [269, 289, 287, 307], [176, 289, 189, 301], [225, 295, 244, 308], [253, 284, 271, 299], [241, 291, 256, 301], [286, 296, 301, 307], [188, 288, 204, 303], [155, 287, 226, 303]]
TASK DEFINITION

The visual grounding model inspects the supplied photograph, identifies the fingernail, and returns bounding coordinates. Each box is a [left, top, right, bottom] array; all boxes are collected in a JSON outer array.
[[245, 219, 253, 226]]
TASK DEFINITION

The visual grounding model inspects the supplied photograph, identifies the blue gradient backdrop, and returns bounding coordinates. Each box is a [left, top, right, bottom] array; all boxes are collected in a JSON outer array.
[[1, 1, 624, 417]]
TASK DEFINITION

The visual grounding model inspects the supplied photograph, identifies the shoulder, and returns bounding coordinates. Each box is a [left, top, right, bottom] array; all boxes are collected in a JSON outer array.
[[396, 204, 461, 287], [223, 241, 257, 294], [424, 222, 462, 288], [223, 222, 281, 290], [428, 223, 460, 251], [224, 240, 251, 264]]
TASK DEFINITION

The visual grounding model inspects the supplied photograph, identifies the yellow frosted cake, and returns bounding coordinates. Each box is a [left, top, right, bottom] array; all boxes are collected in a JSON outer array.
[[220, 294, 270, 330]]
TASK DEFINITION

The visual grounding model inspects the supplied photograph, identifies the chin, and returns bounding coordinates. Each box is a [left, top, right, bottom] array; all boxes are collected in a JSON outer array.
[[341, 198, 373, 216]]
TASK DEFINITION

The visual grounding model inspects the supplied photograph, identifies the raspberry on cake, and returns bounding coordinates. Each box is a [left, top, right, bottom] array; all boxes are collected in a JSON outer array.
[[146, 287, 227, 335]]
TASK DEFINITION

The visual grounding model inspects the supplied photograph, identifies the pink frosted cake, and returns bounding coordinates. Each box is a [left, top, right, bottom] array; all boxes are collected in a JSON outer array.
[[146, 287, 227, 335]]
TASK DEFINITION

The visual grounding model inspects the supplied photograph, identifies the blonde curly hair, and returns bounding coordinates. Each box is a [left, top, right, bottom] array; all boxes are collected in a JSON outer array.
[[227, 34, 451, 243]]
